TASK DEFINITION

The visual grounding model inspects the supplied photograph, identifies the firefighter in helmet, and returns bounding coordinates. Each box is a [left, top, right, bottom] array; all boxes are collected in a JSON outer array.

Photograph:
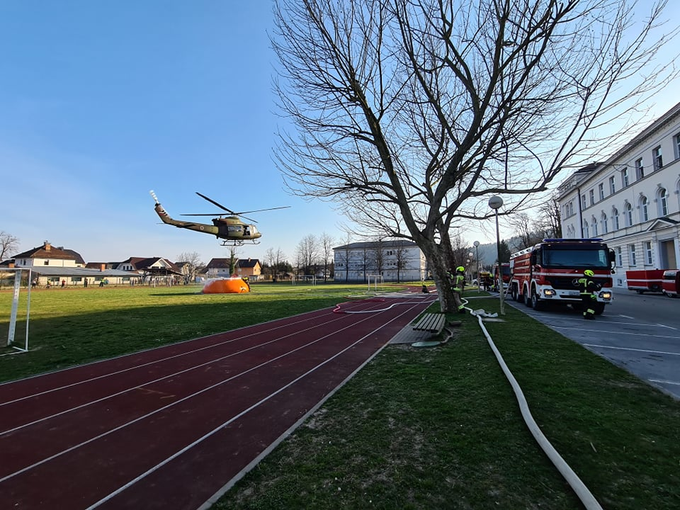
[[577, 269, 601, 320], [447, 266, 466, 314]]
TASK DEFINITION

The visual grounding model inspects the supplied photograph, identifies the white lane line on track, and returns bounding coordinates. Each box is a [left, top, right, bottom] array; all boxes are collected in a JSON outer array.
[[0, 299, 425, 485], [0, 298, 413, 436], [0, 310, 332, 407], [86, 300, 425, 509], [582, 343, 680, 357]]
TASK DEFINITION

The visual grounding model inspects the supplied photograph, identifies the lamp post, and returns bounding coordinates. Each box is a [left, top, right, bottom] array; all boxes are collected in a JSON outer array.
[[488, 196, 505, 315], [473, 240, 480, 293]]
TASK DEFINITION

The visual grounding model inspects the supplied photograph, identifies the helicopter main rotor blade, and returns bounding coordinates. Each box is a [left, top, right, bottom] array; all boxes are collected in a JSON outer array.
[[181, 213, 225, 217], [195, 192, 236, 215], [235, 206, 291, 215]]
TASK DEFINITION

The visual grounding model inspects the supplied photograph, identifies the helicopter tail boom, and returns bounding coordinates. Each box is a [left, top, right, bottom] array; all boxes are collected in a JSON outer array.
[[150, 190, 220, 236]]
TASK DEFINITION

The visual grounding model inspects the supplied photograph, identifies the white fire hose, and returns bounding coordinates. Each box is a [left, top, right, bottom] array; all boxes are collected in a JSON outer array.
[[463, 299, 603, 510]]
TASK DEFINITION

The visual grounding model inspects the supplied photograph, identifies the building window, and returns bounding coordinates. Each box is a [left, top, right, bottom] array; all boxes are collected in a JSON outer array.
[[616, 247, 622, 267], [653, 146, 663, 171], [598, 183, 604, 201], [44, 260, 49, 265], [569, 201, 574, 216], [601, 213, 608, 234], [659, 187, 668, 216], [581, 194, 586, 210], [621, 167, 629, 187], [591, 218, 598, 237], [625, 202, 633, 226], [612, 207, 620, 230], [629, 244, 636, 266], [583, 221, 589, 238], [609, 175, 616, 195], [589, 189, 595, 206], [645, 241, 653, 265], [640, 195, 649, 222], [635, 158, 644, 180], [675, 133, 680, 159]]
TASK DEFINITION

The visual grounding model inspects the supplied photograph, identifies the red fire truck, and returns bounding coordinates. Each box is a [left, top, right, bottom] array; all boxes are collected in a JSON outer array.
[[509, 238, 615, 314], [493, 263, 511, 292]]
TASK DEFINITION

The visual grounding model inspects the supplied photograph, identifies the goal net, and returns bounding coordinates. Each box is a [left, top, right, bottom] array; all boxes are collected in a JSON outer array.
[[0, 268, 32, 354], [367, 274, 384, 291]]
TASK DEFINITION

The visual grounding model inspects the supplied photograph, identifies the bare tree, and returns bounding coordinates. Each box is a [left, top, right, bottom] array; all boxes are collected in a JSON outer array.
[[537, 195, 563, 239], [0, 232, 19, 260], [508, 213, 544, 250], [176, 251, 204, 283], [335, 231, 353, 282], [228, 245, 239, 276], [320, 232, 335, 281], [272, 0, 675, 311], [296, 234, 319, 275]]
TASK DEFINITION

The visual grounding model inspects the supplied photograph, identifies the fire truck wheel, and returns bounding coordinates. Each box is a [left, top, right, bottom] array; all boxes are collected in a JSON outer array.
[[511, 286, 518, 302], [531, 290, 545, 311], [523, 288, 531, 307], [593, 303, 605, 315]]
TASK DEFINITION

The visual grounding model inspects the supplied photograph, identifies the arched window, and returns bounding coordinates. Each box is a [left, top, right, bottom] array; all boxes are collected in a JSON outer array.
[[583, 221, 589, 238], [640, 195, 649, 222], [658, 187, 668, 216], [601, 212, 608, 234], [591, 217, 598, 237], [612, 207, 620, 230], [625, 202, 633, 226]]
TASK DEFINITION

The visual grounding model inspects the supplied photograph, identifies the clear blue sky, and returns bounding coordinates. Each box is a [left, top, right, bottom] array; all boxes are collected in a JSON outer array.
[[0, 1, 344, 264], [1, 1, 678, 265]]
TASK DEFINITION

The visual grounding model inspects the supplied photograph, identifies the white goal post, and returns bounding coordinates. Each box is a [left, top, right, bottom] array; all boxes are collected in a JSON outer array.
[[1, 268, 32, 354], [367, 274, 384, 291]]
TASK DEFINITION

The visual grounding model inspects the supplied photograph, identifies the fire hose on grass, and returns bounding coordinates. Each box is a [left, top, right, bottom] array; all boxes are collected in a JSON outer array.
[[461, 297, 603, 510]]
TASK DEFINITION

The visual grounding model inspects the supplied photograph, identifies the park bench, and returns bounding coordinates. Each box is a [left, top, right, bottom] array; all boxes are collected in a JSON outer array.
[[413, 313, 446, 336]]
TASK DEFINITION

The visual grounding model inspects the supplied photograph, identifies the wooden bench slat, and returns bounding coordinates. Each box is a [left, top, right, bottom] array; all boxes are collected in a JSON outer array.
[[413, 313, 446, 334]]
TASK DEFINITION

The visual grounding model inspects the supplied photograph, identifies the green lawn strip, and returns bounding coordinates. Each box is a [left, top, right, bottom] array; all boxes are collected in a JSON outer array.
[[216, 295, 679, 510], [0, 283, 387, 383]]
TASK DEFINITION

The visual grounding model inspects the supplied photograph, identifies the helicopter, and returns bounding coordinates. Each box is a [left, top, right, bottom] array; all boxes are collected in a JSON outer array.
[[150, 190, 289, 246]]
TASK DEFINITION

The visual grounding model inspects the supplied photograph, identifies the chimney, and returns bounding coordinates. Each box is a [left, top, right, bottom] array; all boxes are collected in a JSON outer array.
[[44, 241, 51, 251], [100, 264, 106, 271]]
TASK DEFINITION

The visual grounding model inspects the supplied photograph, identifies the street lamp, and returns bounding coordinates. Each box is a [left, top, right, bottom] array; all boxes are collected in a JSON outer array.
[[488, 196, 505, 315], [473, 240, 480, 293]]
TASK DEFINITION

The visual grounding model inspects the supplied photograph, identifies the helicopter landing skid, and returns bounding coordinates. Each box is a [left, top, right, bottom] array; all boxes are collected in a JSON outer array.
[[220, 240, 260, 247]]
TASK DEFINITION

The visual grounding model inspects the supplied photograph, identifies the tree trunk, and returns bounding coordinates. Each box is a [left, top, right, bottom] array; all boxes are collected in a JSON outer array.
[[419, 239, 456, 313]]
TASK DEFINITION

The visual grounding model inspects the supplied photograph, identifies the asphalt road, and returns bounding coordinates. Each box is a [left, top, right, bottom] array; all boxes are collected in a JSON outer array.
[[500, 287, 680, 400]]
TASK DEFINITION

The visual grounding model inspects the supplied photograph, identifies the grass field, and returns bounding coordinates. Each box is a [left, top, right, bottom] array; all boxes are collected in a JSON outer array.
[[1, 283, 679, 509]]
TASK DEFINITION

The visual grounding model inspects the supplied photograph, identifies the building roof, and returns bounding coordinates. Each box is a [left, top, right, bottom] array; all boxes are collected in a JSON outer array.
[[24, 267, 137, 278], [205, 258, 261, 269], [13, 242, 86, 265]]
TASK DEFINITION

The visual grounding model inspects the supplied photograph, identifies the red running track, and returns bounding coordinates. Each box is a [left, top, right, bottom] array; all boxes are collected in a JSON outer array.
[[0, 292, 436, 509]]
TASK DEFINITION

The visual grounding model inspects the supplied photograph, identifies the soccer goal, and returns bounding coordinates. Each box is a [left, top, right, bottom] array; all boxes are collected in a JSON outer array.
[[1, 268, 32, 354], [367, 274, 384, 291]]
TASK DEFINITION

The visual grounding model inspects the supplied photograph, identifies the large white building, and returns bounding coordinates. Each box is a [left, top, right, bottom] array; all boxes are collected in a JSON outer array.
[[557, 102, 680, 288], [333, 240, 428, 282]]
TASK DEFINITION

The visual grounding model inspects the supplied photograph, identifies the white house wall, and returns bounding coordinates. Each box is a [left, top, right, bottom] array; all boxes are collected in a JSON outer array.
[[558, 104, 680, 287]]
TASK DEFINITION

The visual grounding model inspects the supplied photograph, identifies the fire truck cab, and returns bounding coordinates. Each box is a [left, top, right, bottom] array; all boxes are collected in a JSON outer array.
[[509, 238, 616, 314]]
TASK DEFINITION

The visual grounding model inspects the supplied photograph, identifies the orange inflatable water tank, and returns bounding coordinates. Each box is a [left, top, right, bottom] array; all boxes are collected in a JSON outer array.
[[202, 278, 250, 294]]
